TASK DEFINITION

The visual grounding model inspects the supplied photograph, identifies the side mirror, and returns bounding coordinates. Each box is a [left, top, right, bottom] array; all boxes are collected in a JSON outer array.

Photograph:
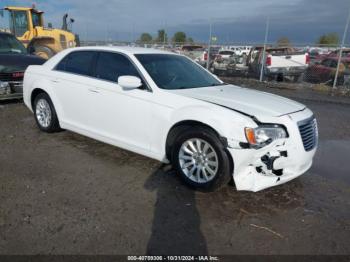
[[118, 75, 142, 90], [28, 46, 36, 54]]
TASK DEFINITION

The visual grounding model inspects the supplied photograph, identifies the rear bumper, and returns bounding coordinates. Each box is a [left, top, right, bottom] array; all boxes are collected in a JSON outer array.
[[266, 67, 307, 77]]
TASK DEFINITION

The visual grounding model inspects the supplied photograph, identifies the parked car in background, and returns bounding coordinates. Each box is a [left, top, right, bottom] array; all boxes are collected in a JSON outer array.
[[212, 50, 237, 75], [307, 47, 332, 62], [23, 46, 317, 192], [212, 55, 236, 76], [0, 32, 45, 100], [211, 50, 248, 76], [179, 44, 205, 61], [305, 57, 350, 85], [195, 46, 221, 67], [314, 48, 350, 63], [248, 47, 309, 82], [217, 50, 235, 59], [230, 46, 251, 56]]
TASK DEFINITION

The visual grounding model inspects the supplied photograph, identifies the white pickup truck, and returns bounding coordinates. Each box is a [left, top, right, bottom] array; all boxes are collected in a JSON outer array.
[[247, 47, 310, 82]]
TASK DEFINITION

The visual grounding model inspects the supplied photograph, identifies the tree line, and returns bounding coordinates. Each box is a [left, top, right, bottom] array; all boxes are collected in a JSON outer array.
[[138, 29, 194, 44], [276, 33, 341, 47], [139, 30, 341, 47]]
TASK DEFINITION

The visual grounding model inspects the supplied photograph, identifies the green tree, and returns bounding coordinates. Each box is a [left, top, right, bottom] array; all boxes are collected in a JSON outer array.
[[316, 33, 339, 46], [156, 29, 167, 43], [139, 33, 153, 43], [277, 37, 291, 47], [187, 37, 194, 43], [172, 31, 186, 43]]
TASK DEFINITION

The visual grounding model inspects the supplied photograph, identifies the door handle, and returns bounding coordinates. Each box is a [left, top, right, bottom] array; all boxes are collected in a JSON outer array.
[[51, 79, 60, 83], [88, 88, 99, 93]]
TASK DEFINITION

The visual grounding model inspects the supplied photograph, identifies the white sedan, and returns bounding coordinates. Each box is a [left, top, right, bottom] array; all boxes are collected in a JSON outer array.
[[23, 47, 318, 192]]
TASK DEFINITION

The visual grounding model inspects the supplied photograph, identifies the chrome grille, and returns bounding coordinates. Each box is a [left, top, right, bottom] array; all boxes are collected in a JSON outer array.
[[298, 117, 318, 151], [9, 81, 23, 92], [0, 73, 14, 82]]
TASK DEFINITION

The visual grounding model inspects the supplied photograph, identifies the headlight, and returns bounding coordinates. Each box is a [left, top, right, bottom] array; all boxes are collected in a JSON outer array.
[[245, 125, 287, 147], [0, 81, 11, 95]]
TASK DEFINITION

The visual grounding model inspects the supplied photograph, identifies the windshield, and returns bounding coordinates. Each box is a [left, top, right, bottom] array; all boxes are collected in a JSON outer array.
[[135, 54, 223, 90], [0, 34, 27, 54]]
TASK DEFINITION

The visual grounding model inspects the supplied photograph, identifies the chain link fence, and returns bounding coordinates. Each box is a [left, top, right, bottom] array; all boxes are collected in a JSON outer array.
[[1, 1, 349, 94], [80, 40, 350, 92], [80, 8, 350, 94]]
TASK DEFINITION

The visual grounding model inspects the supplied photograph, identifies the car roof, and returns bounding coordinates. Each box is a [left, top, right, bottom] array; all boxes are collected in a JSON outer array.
[[67, 46, 175, 55], [43, 45, 181, 69]]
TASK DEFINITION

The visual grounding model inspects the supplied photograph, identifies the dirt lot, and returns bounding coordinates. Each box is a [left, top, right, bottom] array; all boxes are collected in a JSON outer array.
[[0, 86, 350, 255]]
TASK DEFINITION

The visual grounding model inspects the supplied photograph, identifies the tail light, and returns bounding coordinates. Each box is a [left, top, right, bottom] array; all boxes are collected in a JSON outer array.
[[266, 55, 271, 66], [204, 52, 208, 61], [12, 72, 24, 78], [306, 53, 310, 64]]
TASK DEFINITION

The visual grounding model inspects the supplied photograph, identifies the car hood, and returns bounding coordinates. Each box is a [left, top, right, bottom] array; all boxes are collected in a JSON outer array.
[[0, 53, 46, 73], [169, 85, 306, 117]]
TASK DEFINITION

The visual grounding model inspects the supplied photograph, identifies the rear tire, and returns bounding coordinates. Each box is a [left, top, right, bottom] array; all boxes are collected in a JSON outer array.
[[33, 93, 61, 133], [171, 127, 232, 191]]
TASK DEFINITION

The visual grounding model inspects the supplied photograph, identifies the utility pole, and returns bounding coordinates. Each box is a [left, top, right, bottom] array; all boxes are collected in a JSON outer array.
[[164, 21, 167, 47], [207, 20, 212, 70], [259, 17, 270, 82], [333, 6, 350, 89]]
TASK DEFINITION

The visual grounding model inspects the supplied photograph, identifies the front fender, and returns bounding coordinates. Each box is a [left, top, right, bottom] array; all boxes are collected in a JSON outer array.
[[170, 104, 256, 139], [154, 104, 257, 161]]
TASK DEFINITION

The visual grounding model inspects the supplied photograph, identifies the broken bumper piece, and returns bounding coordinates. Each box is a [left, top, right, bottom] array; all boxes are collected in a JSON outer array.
[[228, 139, 316, 192]]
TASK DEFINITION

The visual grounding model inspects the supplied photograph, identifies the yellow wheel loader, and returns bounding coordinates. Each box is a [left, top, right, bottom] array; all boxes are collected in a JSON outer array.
[[1, 6, 79, 59]]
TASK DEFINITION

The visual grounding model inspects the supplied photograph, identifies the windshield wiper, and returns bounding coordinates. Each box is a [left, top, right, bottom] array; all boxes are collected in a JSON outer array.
[[210, 82, 228, 86], [176, 86, 193, 89]]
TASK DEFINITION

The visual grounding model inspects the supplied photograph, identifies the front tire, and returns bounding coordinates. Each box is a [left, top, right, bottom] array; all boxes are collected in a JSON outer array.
[[171, 127, 232, 191], [33, 93, 61, 133], [34, 45, 55, 59]]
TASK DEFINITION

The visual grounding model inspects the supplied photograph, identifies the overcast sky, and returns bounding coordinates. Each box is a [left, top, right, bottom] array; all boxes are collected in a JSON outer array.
[[2, 0, 350, 44]]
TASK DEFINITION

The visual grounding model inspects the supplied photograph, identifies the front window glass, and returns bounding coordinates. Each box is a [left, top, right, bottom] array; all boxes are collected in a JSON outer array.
[[0, 33, 27, 54], [10, 11, 28, 37], [135, 54, 223, 90], [95, 52, 140, 82]]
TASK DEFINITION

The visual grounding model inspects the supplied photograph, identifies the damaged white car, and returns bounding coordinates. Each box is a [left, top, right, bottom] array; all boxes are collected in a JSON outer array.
[[23, 47, 318, 192]]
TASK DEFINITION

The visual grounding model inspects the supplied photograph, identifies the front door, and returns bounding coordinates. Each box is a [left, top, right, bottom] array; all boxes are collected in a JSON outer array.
[[87, 51, 153, 152]]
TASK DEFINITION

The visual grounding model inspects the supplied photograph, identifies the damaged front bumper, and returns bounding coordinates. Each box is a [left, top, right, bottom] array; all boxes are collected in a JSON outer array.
[[227, 109, 317, 192]]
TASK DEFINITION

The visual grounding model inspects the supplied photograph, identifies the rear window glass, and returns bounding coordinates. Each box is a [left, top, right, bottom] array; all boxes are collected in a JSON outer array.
[[56, 51, 95, 76]]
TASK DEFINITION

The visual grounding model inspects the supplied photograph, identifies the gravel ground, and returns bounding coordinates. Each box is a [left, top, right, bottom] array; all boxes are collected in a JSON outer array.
[[0, 87, 349, 255]]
